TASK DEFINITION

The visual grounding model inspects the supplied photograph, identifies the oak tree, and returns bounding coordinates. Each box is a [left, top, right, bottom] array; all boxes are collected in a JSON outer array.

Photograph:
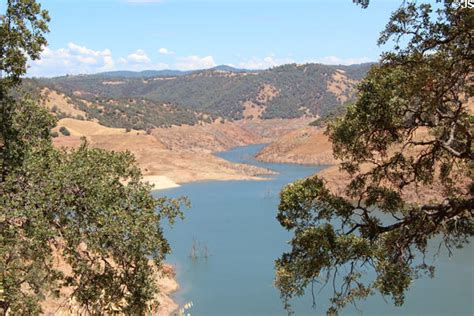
[[0, 1, 187, 314], [275, 1, 473, 314]]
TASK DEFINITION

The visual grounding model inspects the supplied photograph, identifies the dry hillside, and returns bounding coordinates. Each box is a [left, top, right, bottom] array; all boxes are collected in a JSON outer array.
[[235, 118, 314, 143], [37, 63, 371, 122], [53, 118, 132, 137], [255, 126, 336, 165], [242, 84, 279, 119], [151, 118, 312, 153], [42, 88, 88, 118], [257, 97, 474, 204], [53, 127, 274, 186], [257, 126, 468, 204], [51, 113, 307, 188], [319, 100, 473, 204], [45, 90, 284, 186], [326, 69, 358, 103], [151, 121, 261, 153]]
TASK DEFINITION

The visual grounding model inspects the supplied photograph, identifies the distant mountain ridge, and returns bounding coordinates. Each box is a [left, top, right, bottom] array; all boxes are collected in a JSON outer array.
[[30, 62, 373, 130], [91, 65, 259, 78], [93, 69, 190, 78]]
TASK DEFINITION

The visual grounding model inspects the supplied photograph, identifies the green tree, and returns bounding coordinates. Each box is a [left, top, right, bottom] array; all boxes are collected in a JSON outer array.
[[275, 1, 473, 315], [0, 1, 187, 314]]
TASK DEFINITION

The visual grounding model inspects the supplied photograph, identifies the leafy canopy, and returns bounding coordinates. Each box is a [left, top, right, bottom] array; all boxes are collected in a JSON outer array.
[[0, 1, 187, 314], [275, 1, 473, 315]]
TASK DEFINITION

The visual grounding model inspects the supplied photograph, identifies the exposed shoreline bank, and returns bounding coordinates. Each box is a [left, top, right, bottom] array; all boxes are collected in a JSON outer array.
[[143, 175, 181, 190], [154, 264, 180, 316]]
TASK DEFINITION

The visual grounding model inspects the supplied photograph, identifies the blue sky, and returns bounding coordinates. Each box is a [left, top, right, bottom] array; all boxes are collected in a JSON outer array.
[[11, 0, 404, 77]]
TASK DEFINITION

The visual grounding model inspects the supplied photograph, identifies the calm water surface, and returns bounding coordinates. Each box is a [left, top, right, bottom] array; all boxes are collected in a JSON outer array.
[[155, 144, 473, 316]]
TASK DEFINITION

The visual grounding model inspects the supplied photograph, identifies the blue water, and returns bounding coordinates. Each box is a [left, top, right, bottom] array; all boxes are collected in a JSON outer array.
[[155, 144, 474, 316]]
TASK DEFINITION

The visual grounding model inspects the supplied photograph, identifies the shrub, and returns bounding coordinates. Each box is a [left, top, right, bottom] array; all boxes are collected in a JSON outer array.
[[59, 126, 71, 136]]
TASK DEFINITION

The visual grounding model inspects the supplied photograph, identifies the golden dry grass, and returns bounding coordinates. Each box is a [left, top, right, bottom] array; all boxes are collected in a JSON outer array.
[[53, 118, 137, 137], [242, 100, 266, 119], [241, 84, 278, 120], [326, 69, 357, 103], [256, 83, 279, 103], [42, 88, 88, 118]]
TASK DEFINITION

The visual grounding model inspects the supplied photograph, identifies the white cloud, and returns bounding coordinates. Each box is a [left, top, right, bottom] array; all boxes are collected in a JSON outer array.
[[126, 49, 151, 64], [236, 55, 294, 70], [67, 42, 110, 57], [27, 43, 373, 78], [175, 55, 216, 70], [103, 55, 115, 69], [154, 62, 170, 69], [115, 49, 168, 71], [235, 55, 373, 70], [313, 56, 373, 65], [28, 43, 115, 77], [158, 47, 174, 55]]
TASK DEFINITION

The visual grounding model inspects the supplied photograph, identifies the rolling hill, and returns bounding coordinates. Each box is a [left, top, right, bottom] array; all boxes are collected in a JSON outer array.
[[29, 62, 372, 130]]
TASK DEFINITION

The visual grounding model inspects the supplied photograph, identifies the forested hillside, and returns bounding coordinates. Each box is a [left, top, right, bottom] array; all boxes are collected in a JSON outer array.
[[28, 63, 371, 129]]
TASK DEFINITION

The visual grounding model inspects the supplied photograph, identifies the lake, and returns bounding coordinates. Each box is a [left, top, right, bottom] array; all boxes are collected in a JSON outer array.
[[156, 144, 473, 316]]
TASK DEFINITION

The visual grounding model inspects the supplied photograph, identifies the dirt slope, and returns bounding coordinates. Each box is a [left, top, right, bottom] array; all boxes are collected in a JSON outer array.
[[150, 118, 312, 153], [235, 118, 314, 142], [151, 121, 261, 153], [255, 126, 336, 165]]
